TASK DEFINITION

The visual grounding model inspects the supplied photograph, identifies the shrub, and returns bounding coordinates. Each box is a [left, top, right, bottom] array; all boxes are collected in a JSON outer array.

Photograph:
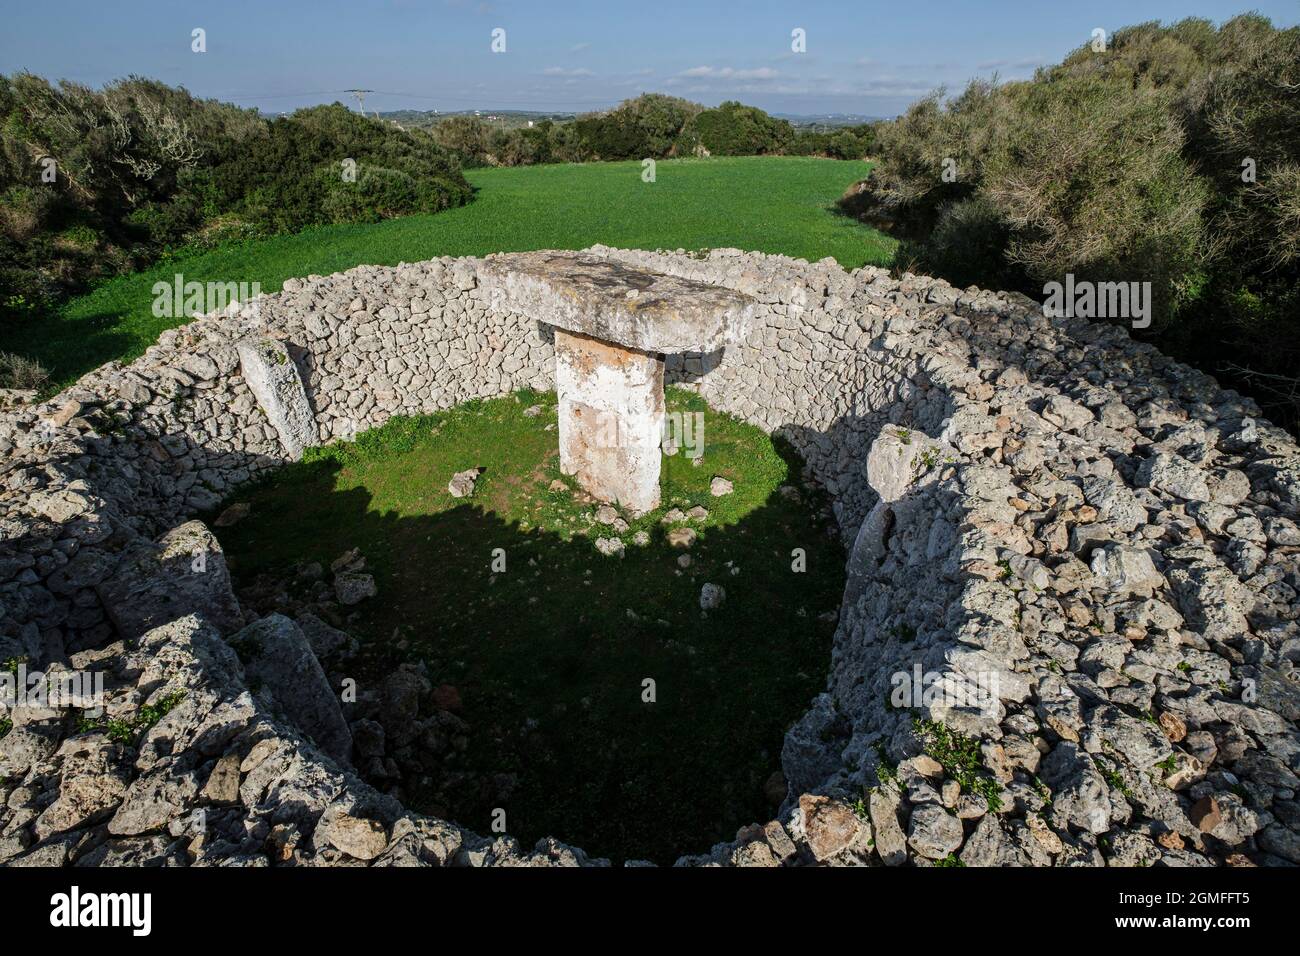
[[575, 93, 702, 160], [0, 350, 50, 389], [843, 15, 1300, 430], [682, 101, 793, 156], [0, 82, 472, 315], [208, 104, 470, 233]]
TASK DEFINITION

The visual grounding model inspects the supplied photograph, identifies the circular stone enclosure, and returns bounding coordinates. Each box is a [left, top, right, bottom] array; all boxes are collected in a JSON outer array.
[[3, 246, 1299, 869]]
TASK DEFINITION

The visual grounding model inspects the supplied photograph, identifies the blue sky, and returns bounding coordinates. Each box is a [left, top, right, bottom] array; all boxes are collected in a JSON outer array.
[[1, 0, 1296, 117]]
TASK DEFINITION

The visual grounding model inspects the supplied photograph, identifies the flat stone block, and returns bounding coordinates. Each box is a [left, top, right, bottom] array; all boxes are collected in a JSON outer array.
[[480, 252, 755, 353]]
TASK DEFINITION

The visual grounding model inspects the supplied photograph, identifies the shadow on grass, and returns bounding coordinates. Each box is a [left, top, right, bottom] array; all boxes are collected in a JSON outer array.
[[0, 307, 141, 395], [216, 435, 844, 864]]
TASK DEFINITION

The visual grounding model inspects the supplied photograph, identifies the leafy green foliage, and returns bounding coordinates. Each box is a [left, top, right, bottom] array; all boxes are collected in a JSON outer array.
[[432, 93, 878, 167], [0, 76, 469, 319], [2, 156, 891, 391], [207, 104, 469, 234], [843, 15, 1300, 431], [78, 691, 186, 744], [681, 101, 795, 156], [573, 93, 703, 160]]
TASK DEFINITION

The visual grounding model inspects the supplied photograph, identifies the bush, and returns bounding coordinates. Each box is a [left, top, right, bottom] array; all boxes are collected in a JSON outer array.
[[0, 350, 49, 389], [574, 93, 701, 161], [681, 101, 793, 156], [843, 15, 1300, 430], [0, 81, 472, 319], [208, 104, 470, 234]]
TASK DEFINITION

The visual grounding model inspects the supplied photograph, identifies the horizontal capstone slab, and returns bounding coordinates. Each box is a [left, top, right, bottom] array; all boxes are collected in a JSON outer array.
[[479, 252, 756, 354]]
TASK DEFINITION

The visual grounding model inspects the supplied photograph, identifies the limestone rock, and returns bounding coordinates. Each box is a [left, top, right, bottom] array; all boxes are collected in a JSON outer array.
[[448, 467, 482, 498], [230, 614, 353, 766], [334, 571, 377, 606], [699, 582, 726, 610], [237, 338, 318, 460], [479, 251, 756, 353], [97, 520, 243, 638], [908, 803, 964, 860]]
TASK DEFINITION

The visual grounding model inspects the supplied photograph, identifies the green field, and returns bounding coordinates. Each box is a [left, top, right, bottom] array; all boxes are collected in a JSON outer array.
[[2, 157, 893, 389]]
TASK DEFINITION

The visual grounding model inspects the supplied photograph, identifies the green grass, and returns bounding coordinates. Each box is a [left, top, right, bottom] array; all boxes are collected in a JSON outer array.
[[214, 388, 845, 863], [2, 157, 894, 390]]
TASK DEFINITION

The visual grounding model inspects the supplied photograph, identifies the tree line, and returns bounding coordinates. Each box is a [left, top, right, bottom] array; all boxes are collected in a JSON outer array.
[[0, 76, 471, 323], [428, 94, 877, 167]]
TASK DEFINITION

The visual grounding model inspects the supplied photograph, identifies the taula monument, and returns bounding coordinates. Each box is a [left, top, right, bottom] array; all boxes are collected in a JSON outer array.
[[480, 253, 755, 513], [2, 246, 1300, 868]]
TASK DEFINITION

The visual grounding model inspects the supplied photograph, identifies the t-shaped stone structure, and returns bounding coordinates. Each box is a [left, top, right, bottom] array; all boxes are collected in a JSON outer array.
[[480, 253, 756, 514]]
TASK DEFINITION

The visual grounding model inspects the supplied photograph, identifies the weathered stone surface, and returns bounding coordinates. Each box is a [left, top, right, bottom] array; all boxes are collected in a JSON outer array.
[[908, 803, 964, 859], [237, 338, 317, 460], [959, 814, 1030, 866], [699, 582, 726, 610], [867, 426, 948, 503], [231, 614, 353, 766], [799, 794, 869, 862], [97, 520, 243, 638], [555, 329, 664, 513], [447, 467, 482, 498], [333, 571, 376, 606], [1090, 545, 1163, 596], [869, 789, 909, 866], [33, 737, 129, 840], [479, 252, 755, 353], [315, 805, 389, 861]]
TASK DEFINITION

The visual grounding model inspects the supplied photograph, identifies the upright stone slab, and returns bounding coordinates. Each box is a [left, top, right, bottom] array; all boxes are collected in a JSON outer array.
[[237, 338, 317, 461], [480, 252, 755, 513]]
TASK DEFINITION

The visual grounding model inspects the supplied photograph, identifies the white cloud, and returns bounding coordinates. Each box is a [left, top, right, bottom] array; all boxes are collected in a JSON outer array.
[[542, 67, 595, 77], [676, 65, 779, 81]]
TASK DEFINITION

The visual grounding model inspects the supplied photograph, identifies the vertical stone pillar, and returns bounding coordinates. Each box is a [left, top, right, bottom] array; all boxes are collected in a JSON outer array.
[[554, 329, 664, 514]]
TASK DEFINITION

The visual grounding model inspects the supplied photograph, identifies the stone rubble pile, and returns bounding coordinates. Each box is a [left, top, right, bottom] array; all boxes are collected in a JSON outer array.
[[1, 245, 1297, 867]]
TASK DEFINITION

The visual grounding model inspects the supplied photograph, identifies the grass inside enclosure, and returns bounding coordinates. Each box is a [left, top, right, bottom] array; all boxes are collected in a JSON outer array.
[[5, 157, 894, 391], [214, 388, 845, 863]]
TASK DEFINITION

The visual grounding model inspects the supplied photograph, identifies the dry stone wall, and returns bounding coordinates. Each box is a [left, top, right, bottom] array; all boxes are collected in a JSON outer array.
[[2, 246, 1298, 868]]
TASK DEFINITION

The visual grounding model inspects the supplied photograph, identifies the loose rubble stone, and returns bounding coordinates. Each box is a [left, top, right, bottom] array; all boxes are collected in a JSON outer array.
[[334, 571, 377, 605], [448, 467, 482, 498], [908, 803, 964, 860], [699, 583, 726, 610], [799, 794, 869, 862]]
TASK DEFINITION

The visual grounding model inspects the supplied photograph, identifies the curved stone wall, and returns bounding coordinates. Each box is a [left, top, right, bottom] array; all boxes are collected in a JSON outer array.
[[2, 247, 1298, 867]]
